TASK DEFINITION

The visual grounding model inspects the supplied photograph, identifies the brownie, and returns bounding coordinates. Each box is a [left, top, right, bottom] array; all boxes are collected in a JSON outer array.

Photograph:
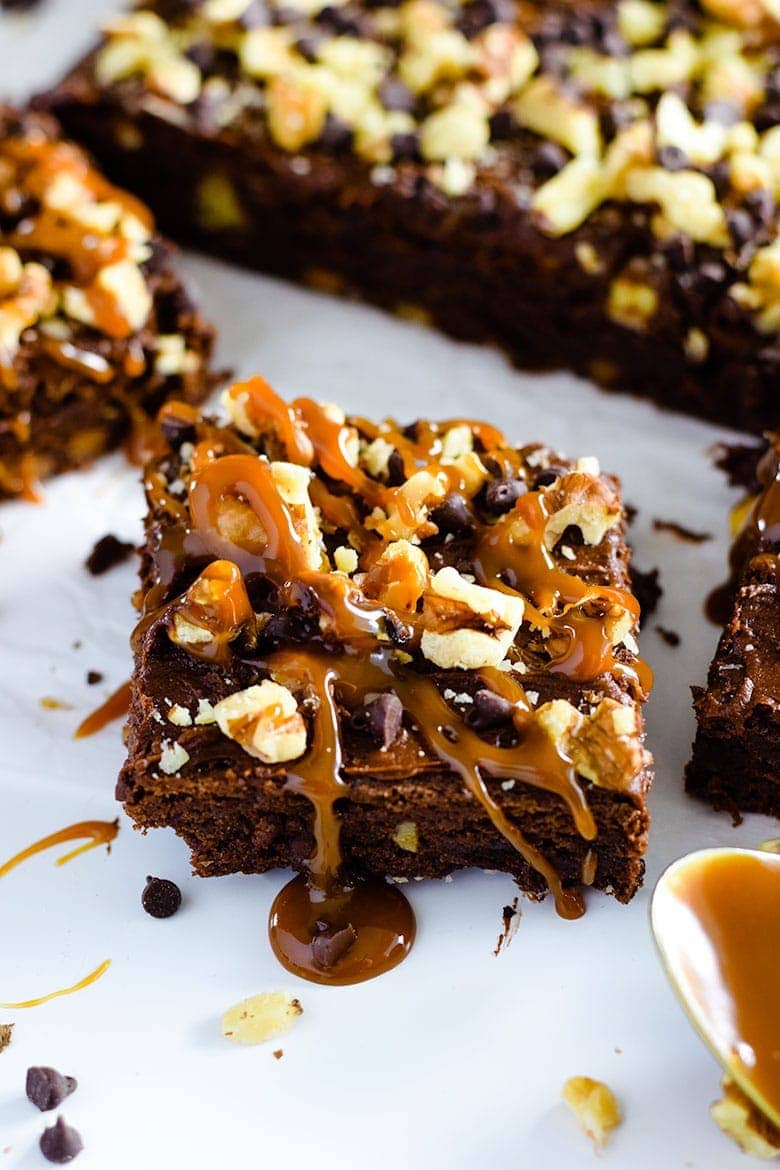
[[686, 436, 780, 819], [44, 0, 780, 433], [0, 107, 217, 500], [118, 378, 653, 913]]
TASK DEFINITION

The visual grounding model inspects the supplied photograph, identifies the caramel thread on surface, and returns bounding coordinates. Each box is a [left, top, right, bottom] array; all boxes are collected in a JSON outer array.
[[0, 959, 112, 1010], [74, 680, 132, 739]]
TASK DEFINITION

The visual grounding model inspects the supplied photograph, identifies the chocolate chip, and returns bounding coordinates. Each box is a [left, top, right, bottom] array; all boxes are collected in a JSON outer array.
[[390, 132, 421, 162], [703, 99, 739, 127], [315, 3, 363, 34], [745, 188, 775, 229], [26, 1068, 77, 1113], [311, 921, 358, 969], [727, 208, 755, 248], [531, 141, 569, 180], [384, 611, 414, 648], [483, 477, 523, 515], [86, 670, 103, 686], [657, 144, 688, 172], [456, 0, 515, 37], [318, 114, 354, 151], [431, 492, 475, 534], [465, 688, 514, 731], [696, 261, 727, 292], [662, 234, 694, 272], [350, 692, 403, 749], [39, 1117, 83, 1164], [378, 77, 415, 113], [488, 109, 516, 142], [532, 464, 567, 488], [386, 448, 406, 487], [294, 34, 322, 62], [85, 534, 134, 576], [141, 876, 182, 919], [185, 42, 216, 70], [159, 413, 197, 449]]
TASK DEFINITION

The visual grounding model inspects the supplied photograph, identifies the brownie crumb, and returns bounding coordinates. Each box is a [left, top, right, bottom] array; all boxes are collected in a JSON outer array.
[[0, 1023, 12, 1053], [652, 518, 712, 544], [86, 670, 103, 686], [141, 876, 182, 918], [712, 439, 768, 493], [656, 626, 681, 647], [26, 1067, 77, 1112], [311, 921, 358, 969], [629, 566, 662, 622], [493, 896, 520, 956], [272, 1049, 284, 1060], [85, 534, 134, 576], [39, 1116, 83, 1164]]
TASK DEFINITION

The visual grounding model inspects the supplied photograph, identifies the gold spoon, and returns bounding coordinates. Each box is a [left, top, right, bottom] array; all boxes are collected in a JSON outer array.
[[651, 846, 780, 1132]]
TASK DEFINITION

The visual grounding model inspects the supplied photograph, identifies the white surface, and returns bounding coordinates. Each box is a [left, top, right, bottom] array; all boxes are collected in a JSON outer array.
[[0, 7, 769, 1167]]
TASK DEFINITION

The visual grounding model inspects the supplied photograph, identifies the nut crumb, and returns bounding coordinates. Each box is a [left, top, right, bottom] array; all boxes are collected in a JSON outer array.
[[562, 1076, 622, 1148], [222, 992, 303, 1045], [0, 1024, 12, 1053]]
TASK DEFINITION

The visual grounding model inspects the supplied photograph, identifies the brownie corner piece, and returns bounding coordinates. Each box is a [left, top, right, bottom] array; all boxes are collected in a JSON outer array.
[[43, 0, 780, 433], [686, 439, 780, 818], [119, 379, 653, 915], [0, 105, 217, 500]]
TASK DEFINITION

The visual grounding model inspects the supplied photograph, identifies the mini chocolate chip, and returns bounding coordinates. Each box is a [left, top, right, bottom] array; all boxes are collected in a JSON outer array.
[[465, 688, 514, 731], [26, 1068, 77, 1113], [708, 159, 731, 199], [431, 492, 475, 534], [727, 208, 755, 248], [483, 477, 523, 515], [85, 534, 134, 576], [703, 99, 739, 126], [350, 692, 403, 749], [662, 234, 694, 272], [532, 464, 567, 488], [531, 141, 569, 179], [456, 0, 515, 37], [745, 188, 775, 228], [696, 261, 727, 292], [386, 448, 406, 487], [86, 670, 103, 686], [657, 144, 688, 172], [318, 114, 353, 151], [488, 109, 516, 142], [39, 1117, 83, 1164], [185, 41, 216, 70], [311, 921, 358, 969], [315, 3, 362, 33], [294, 34, 322, 62], [384, 611, 414, 647], [390, 132, 420, 162], [159, 413, 197, 448], [378, 77, 415, 113], [142, 876, 182, 919]]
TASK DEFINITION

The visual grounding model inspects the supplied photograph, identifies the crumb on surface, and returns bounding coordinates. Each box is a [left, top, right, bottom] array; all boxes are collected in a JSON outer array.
[[711, 1076, 780, 1160], [0, 1023, 12, 1053]]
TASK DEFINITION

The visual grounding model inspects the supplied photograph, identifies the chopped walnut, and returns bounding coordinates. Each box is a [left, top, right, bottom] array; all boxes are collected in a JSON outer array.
[[363, 539, 429, 611], [213, 680, 308, 764], [420, 567, 525, 670], [711, 1076, 780, 1159], [562, 1076, 622, 1148], [222, 991, 303, 1045]]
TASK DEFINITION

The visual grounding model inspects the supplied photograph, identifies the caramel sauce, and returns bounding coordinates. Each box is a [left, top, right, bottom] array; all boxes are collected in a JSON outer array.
[[74, 680, 132, 739], [0, 821, 117, 1007], [1, 959, 112, 1010], [136, 384, 652, 980], [654, 850, 780, 1128]]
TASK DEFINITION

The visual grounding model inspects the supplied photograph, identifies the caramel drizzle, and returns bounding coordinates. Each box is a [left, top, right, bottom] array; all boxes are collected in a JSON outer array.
[[0, 821, 117, 1007], [141, 389, 651, 916]]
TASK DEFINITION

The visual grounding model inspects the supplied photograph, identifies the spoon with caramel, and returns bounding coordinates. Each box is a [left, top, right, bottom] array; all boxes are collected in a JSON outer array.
[[651, 848, 780, 1145]]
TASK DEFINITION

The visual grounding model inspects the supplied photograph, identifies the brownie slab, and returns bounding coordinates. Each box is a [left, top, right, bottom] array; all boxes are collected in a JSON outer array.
[[119, 378, 653, 913], [0, 108, 217, 499], [686, 437, 780, 819], [45, 0, 780, 432]]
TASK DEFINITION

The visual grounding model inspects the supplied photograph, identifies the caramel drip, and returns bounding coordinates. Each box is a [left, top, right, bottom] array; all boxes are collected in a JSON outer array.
[[0, 819, 118, 879], [74, 680, 132, 739], [38, 336, 115, 384], [655, 851, 780, 1128], [0, 821, 117, 1007], [1, 960, 112, 1010]]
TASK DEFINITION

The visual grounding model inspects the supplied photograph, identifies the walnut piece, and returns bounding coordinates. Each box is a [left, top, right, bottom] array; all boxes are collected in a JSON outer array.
[[420, 567, 525, 670], [213, 680, 308, 764], [222, 992, 303, 1045], [562, 1076, 622, 1148]]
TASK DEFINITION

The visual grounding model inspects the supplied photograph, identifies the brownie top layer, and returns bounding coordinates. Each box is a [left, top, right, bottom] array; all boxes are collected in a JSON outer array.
[[0, 107, 198, 399], [132, 378, 652, 916], [85, 1, 780, 335]]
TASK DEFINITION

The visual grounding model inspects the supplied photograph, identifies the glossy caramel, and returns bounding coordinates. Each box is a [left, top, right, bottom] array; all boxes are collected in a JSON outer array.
[[654, 850, 780, 1128], [75, 680, 132, 739]]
